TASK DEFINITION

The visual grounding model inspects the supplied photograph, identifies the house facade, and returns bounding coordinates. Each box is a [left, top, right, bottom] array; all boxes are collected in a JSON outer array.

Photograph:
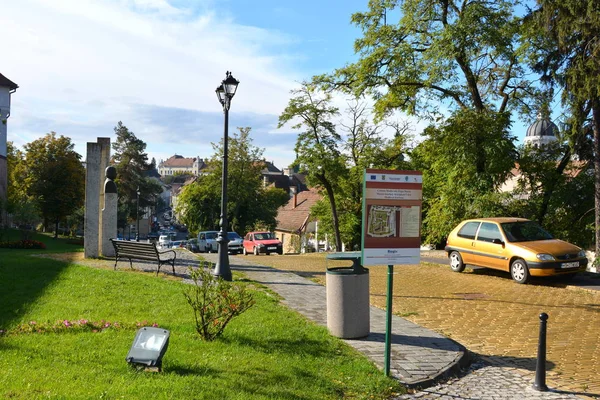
[[158, 155, 208, 176], [274, 188, 322, 254]]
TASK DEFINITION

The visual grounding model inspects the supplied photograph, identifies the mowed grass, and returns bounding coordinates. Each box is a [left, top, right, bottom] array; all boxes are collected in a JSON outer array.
[[0, 233, 403, 400]]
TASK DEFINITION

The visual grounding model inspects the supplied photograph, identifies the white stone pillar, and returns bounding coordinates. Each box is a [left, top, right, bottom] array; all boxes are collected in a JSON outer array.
[[84, 138, 110, 258]]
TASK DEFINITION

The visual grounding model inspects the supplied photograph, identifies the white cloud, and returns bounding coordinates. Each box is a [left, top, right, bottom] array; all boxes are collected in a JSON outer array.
[[2, 0, 303, 168]]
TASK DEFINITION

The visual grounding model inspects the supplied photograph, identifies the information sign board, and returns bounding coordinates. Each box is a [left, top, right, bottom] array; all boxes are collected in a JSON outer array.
[[361, 169, 422, 265]]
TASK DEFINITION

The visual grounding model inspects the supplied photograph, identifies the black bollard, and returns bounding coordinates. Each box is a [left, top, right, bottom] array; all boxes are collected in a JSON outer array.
[[533, 312, 549, 391]]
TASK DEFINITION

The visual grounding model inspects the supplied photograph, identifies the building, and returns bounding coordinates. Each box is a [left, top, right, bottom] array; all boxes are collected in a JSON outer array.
[[0, 73, 18, 225], [274, 188, 322, 254], [523, 114, 559, 149], [158, 155, 208, 176]]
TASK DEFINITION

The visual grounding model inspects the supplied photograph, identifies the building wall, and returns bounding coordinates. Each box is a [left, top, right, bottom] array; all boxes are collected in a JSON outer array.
[[0, 96, 10, 223]]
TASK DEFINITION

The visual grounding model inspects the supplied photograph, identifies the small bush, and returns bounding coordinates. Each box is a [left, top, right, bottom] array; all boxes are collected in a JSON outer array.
[[0, 239, 46, 249], [183, 265, 255, 341]]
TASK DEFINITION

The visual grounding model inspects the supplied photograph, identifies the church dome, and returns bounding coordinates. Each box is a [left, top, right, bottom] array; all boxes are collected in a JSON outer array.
[[526, 117, 558, 137]]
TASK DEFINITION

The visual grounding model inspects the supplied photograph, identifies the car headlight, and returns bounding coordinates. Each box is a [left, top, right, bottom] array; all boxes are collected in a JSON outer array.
[[536, 253, 555, 261], [578, 250, 586, 258], [258, 243, 265, 248]]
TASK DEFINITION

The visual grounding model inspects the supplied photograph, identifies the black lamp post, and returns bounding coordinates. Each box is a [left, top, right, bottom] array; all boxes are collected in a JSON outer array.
[[213, 71, 239, 281], [136, 186, 140, 242]]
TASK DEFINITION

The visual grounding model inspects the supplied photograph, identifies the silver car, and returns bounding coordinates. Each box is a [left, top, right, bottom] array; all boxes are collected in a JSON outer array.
[[226, 232, 243, 254]]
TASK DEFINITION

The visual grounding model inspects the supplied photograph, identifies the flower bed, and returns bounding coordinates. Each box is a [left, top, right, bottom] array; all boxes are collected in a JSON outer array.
[[0, 240, 46, 250]]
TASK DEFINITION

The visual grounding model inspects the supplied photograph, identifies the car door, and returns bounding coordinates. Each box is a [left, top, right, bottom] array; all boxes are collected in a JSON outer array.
[[453, 221, 480, 265], [472, 222, 510, 271]]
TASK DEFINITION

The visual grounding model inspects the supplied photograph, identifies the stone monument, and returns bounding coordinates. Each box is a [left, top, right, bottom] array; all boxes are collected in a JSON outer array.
[[101, 166, 118, 257], [84, 138, 114, 258]]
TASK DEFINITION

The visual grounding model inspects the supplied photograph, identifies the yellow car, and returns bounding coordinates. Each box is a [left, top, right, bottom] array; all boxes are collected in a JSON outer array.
[[444, 218, 588, 284]]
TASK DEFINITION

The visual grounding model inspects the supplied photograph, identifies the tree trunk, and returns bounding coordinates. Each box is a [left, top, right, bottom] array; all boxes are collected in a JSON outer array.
[[318, 173, 343, 251], [592, 100, 600, 255], [54, 219, 59, 239]]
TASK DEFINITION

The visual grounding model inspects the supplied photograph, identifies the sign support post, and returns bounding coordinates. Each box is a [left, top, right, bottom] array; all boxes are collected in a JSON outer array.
[[384, 264, 394, 376], [361, 169, 422, 377]]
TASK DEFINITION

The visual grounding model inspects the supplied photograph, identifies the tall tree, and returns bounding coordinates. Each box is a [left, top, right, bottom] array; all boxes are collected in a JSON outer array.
[[524, 0, 600, 253], [278, 82, 346, 250], [111, 121, 162, 230], [23, 133, 85, 238], [4, 141, 39, 234], [318, 0, 532, 175]]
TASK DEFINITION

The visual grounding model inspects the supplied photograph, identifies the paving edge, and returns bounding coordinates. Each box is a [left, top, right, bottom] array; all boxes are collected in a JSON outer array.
[[400, 339, 471, 390]]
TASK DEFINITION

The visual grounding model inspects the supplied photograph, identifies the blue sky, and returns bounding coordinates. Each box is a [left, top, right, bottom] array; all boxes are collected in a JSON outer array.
[[2, 0, 371, 169], [2, 0, 535, 170]]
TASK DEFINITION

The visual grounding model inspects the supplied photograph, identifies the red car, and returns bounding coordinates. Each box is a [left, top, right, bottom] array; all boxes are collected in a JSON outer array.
[[243, 231, 283, 255]]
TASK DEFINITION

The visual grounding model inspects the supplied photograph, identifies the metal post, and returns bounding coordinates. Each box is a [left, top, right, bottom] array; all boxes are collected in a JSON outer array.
[[384, 264, 393, 376], [135, 187, 140, 242], [533, 312, 549, 391], [213, 99, 231, 281]]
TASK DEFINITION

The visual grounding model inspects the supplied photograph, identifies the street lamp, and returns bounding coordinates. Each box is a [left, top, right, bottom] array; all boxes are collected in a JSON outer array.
[[136, 186, 140, 242], [213, 71, 239, 281]]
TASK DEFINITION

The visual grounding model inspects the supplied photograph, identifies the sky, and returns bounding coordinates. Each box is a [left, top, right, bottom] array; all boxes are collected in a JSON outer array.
[[2, 0, 534, 171]]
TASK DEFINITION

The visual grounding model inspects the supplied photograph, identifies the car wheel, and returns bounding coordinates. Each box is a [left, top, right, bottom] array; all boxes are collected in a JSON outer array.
[[510, 259, 530, 284], [277, 250, 283, 255], [254, 246, 259, 256], [449, 251, 465, 272], [243, 247, 248, 256]]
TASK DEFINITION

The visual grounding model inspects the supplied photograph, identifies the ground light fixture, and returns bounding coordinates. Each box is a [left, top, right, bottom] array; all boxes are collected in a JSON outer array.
[[126, 327, 170, 371], [213, 71, 239, 281]]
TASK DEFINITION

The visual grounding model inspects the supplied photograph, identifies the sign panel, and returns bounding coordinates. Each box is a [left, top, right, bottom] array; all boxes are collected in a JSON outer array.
[[361, 169, 422, 265]]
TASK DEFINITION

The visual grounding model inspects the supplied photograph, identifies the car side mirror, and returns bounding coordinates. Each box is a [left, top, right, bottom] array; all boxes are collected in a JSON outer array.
[[492, 238, 504, 245]]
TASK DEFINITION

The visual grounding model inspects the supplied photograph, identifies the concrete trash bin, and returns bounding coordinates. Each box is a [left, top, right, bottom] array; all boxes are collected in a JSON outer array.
[[326, 252, 370, 339]]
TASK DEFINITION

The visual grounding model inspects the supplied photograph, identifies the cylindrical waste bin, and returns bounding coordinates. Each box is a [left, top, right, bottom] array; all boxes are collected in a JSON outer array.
[[326, 253, 370, 339]]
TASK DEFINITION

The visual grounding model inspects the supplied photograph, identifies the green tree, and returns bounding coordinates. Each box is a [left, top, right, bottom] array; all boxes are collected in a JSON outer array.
[[111, 121, 162, 232], [176, 128, 288, 236], [507, 142, 594, 248], [524, 0, 600, 252], [23, 133, 85, 238], [278, 82, 346, 250], [4, 142, 39, 236], [411, 109, 516, 245]]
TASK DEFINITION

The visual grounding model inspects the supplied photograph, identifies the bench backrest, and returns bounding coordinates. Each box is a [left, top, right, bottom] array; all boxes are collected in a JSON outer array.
[[111, 240, 159, 259]]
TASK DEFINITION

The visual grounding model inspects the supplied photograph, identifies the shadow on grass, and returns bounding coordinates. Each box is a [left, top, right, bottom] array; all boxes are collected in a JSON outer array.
[[223, 335, 337, 358], [0, 235, 82, 329]]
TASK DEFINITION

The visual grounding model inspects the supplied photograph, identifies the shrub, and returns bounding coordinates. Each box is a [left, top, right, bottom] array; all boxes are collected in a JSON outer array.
[[0, 239, 46, 249], [183, 264, 255, 341]]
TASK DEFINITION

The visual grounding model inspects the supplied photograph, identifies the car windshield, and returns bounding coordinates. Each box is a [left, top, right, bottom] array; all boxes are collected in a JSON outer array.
[[501, 221, 553, 242], [227, 232, 241, 240], [255, 232, 274, 240], [206, 232, 217, 239]]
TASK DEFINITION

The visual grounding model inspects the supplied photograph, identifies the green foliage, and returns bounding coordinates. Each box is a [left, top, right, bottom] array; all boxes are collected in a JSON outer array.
[[412, 109, 516, 245], [183, 266, 255, 341], [176, 128, 288, 235], [506, 143, 595, 249], [111, 121, 163, 225], [22, 133, 85, 237], [278, 82, 346, 249], [321, 0, 528, 119]]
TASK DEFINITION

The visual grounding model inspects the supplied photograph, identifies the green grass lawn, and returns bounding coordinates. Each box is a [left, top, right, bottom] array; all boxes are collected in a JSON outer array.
[[0, 231, 404, 399]]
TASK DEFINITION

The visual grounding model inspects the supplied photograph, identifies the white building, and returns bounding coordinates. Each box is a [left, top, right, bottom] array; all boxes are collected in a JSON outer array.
[[0, 73, 18, 222], [158, 155, 208, 176]]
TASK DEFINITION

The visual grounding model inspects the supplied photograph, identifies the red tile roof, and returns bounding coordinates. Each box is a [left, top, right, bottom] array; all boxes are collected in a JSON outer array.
[[276, 188, 322, 233], [161, 155, 195, 168]]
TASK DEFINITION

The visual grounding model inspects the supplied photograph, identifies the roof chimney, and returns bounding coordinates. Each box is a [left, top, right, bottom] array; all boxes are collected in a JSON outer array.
[[291, 186, 298, 209]]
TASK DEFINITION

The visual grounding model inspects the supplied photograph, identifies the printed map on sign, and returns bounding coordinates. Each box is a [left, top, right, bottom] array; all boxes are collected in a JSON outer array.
[[367, 206, 396, 237]]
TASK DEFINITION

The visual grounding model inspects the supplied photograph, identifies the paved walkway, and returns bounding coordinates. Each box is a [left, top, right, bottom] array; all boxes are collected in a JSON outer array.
[[195, 252, 588, 399]]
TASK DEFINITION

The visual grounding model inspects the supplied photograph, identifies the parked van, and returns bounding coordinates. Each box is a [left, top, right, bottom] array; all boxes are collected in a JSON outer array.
[[158, 234, 171, 248], [197, 231, 219, 253]]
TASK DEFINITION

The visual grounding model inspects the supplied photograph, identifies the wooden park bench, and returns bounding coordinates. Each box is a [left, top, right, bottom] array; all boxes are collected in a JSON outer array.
[[110, 239, 177, 276]]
